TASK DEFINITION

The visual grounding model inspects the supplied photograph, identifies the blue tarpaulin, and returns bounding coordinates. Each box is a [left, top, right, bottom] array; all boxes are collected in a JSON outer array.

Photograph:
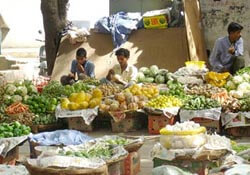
[[29, 129, 92, 146], [94, 12, 142, 48]]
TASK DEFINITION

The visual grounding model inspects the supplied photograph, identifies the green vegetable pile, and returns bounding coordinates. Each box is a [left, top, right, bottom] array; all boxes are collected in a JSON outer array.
[[25, 95, 58, 114], [63, 82, 90, 97], [232, 144, 250, 153], [236, 67, 250, 75], [41, 81, 64, 99], [239, 98, 250, 111], [59, 142, 112, 159], [0, 121, 31, 138], [104, 137, 131, 146], [33, 113, 57, 125], [3, 80, 37, 106], [81, 78, 101, 86], [41, 80, 91, 98], [136, 65, 170, 84], [160, 80, 186, 98], [183, 95, 220, 110]]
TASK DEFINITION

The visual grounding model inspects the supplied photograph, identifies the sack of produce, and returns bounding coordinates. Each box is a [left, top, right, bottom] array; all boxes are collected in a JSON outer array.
[[160, 121, 206, 149]]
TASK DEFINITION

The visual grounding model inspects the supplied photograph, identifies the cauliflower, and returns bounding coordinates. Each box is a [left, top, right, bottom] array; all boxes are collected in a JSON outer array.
[[229, 90, 243, 99], [237, 82, 250, 92], [12, 95, 22, 103], [5, 84, 17, 95], [225, 80, 236, 90], [233, 75, 244, 84], [242, 73, 250, 81]]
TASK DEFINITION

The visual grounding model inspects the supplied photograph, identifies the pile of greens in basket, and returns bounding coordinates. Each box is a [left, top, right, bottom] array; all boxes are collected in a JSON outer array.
[[182, 95, 220, 110]]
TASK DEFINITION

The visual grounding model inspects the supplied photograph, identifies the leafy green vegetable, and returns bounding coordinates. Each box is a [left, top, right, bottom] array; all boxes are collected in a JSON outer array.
[[232, 144, 250, 153], [182, 95, 220, 110]]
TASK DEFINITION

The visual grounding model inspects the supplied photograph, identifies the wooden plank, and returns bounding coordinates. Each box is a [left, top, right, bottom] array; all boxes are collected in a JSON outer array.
[[183, 0, 207, 62]]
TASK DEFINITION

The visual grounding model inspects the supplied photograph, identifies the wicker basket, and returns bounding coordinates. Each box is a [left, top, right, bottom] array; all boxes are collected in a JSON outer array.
[[25, 163, 108, 175]]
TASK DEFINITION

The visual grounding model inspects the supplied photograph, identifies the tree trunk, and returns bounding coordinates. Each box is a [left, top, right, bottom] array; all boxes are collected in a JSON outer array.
[[41, 0, 68, 76]]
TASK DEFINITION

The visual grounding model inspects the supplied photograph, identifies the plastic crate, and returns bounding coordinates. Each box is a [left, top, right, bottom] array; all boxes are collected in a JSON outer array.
[[148, 115, 175, 134], [143, 15, 168, 29]]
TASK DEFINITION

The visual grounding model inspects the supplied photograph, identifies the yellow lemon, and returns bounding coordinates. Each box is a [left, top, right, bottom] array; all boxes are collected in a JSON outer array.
[[61, 101, 69, 109], [68, 102, 79, 111], [69, 93, 78, 102], [61, 97, 70, 103], [79, 101, 89, 109], [92, 88, 103, 98], [75, 91, 86, 104], [85, 93, 92, 102]]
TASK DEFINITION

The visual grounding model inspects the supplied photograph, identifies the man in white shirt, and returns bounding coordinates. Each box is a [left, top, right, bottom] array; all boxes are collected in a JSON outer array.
[[105, 48, 138, 87]]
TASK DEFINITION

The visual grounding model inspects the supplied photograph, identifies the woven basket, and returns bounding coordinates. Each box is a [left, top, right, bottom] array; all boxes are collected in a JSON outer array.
[[25, 163, 108, 175]]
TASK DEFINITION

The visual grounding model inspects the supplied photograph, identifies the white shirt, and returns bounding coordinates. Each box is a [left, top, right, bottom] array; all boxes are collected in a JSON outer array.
[[113, 64, 138, 83]]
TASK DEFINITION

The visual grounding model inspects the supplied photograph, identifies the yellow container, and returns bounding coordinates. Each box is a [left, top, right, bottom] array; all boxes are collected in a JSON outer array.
[[143, 15, 168, 29], [185, 61, 205, 69]]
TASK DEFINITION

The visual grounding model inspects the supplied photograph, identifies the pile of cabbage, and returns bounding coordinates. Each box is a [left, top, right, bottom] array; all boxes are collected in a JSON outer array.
[[2, 80, 37, 105], [136, 65, 174, 84]]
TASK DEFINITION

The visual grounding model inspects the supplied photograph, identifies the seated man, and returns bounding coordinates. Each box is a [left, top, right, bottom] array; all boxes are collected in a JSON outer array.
[[103, 48, 138, 87], [209, 22, 244, 74], [61, 47, 95, 85]]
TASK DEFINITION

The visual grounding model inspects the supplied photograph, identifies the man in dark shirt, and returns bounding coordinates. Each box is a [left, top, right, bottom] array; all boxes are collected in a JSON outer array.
[[61, 48, 95, 85]]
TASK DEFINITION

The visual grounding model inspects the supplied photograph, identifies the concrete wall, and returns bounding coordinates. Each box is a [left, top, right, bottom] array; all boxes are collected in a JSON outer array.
[[200, 0, 250, 55], [0, 0, 109, 48], [110, 0, 171, 14]]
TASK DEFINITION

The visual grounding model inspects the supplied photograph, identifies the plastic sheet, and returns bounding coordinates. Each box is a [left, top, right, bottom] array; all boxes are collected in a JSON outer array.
[[29, 129, 92, 146]]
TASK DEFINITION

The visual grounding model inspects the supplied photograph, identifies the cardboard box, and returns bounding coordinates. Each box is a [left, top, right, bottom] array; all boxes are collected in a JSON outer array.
[[192, 117, 220, 134], [67, 117, 93, 132], [143, 15, 168, 29], [121, 152, 140, 175], [226, 126, 250, 137], [111, 113, 144, 133], [109, 161, 121, 175], [0, 146, 19, 165], [153, 158, 208, 175], [148, 115, 175, 134]]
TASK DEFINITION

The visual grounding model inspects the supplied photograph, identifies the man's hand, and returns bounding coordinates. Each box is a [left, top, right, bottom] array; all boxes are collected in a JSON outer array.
[[68, 72, 75, 78], [77, 63, 85, 73], [228, 46, 235, 55], [106, 69, 115, 81]]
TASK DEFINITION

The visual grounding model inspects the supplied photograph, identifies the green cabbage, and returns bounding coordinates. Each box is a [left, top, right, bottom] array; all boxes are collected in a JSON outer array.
[[3, 95, 12, 104], [155, 75, 165, 84], [139, 67, 150, 75], [158, 69, 168, 76], [27, 85, 37, 94], [144, 77, 154, 83], [136, 72, 145, 82], [150, 65, 159, 76], [15, 86, 28, 97]]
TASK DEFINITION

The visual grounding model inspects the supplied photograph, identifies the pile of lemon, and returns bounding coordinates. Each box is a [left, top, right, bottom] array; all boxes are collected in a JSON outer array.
[[126, 84, 159, 99], [146, 95, 182, 109], [61, 88, 103, 110]]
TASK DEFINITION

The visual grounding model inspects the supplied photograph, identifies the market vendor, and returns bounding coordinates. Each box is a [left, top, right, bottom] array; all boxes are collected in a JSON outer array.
[[60, 47, 95, 85], [209, 22, 244, 74], [101, 48, 138, 87]]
